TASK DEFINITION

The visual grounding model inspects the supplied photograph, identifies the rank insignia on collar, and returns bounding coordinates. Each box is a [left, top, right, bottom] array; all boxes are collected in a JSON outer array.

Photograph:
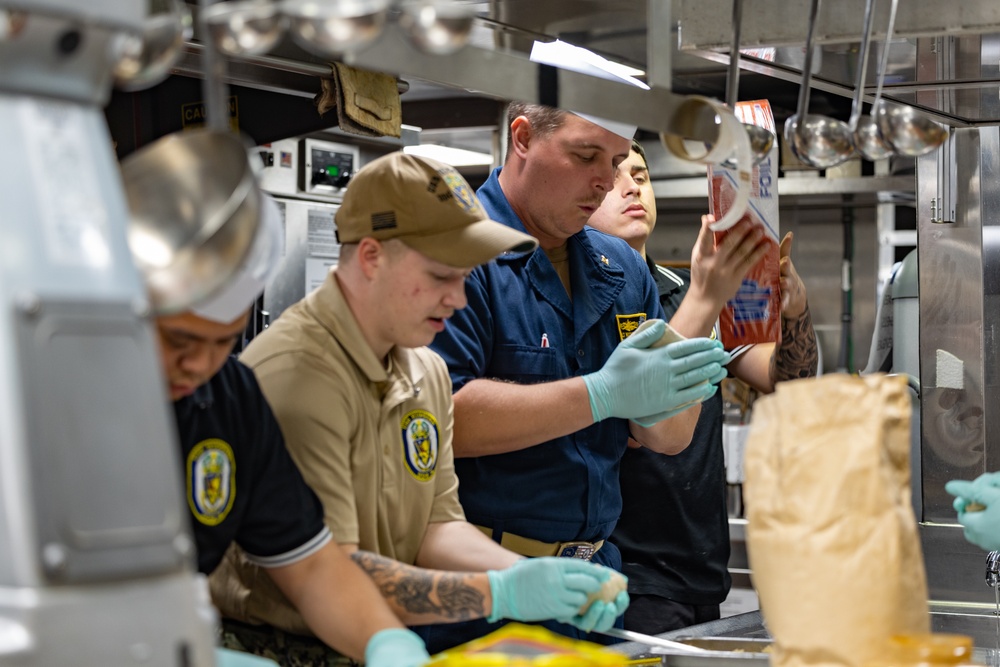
[[600, 254, 610, 265], [616, 313, 647, 341]]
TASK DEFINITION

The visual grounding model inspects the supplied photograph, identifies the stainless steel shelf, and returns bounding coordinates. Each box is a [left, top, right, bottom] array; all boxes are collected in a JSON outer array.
[[679, 0, 1000, 49], [651, 175, 914, 200], [172, 19, 719, 142]]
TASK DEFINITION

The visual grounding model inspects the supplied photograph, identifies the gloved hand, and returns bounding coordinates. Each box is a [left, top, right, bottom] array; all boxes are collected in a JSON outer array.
[[631, 359, 729, 427], [583, 320, 730, 424], [945, 472, 1000, 551], [487, 557, 629, 633], [576, 588, 631, 633], [365, 628, 431, 667]]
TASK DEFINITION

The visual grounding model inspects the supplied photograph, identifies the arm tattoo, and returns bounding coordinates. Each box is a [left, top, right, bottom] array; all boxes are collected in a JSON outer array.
[[771, 305, 819, 383], [350, 550, 486, 622]]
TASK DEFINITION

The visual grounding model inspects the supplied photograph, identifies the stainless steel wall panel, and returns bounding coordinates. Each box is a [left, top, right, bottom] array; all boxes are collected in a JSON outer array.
[[918, 129, 987, 524], [921, 522, 998, 605]]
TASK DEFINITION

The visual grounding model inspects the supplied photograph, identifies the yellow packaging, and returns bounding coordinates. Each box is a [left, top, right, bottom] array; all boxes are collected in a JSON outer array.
[[426, 623, 630, 667], [867, 634, 983, 667]]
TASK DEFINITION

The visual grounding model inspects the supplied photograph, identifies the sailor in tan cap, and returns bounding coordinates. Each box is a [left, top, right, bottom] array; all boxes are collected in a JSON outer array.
[[210, 152, 631, 663]]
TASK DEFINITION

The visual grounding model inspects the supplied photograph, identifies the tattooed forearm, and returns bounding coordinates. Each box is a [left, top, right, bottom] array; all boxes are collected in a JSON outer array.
[[437, 577, 491, 616], [350, 550, 487, 623], [772, 305, 819, 382]]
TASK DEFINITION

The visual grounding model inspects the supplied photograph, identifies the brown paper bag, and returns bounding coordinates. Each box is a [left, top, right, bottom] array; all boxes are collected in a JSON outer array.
[[744, 374, 929, 667]]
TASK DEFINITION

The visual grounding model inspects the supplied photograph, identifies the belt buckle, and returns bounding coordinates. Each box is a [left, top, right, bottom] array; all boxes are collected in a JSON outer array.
[[557, 541, 596, 560]]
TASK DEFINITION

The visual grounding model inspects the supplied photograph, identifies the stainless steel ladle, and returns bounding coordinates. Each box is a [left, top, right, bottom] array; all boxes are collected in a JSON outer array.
[[876, 99, 948, 156], [783, 0, 855, 169], [284, 0, 392, 57], [112, 0, 193, 91], [852, 0, 893, 161], [849, 0, 893, 160], [721, 0, 774, 167], [870, 0, 948, 156], [202, 0, 287, 57], [398, 0, 476, 56]]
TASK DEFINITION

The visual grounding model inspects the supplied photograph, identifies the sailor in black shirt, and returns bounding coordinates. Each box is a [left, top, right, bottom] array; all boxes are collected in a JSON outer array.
[[174, 356, 330, 575], [131, 188, 430, 667], [588, 141, 818, 633]]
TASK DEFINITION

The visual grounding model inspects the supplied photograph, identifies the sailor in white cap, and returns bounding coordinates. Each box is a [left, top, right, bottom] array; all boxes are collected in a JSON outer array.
[[136, 193, 431, 667]]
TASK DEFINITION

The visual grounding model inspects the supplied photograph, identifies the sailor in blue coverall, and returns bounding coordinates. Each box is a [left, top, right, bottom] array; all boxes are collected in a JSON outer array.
[[435, 167, 662, 571], [423, 103, 730, 653]]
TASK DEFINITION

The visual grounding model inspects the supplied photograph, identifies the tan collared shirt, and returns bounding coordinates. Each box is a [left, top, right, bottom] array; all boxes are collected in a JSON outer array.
[[210, 272, 465, 634]]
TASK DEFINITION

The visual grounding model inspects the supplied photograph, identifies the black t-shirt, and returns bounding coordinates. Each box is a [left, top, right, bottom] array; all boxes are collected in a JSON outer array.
[[609, 258, 731, 605], [174, 357, 330, 575]]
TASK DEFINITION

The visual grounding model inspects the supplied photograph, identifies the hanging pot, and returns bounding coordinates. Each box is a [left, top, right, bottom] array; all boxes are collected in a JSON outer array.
[[121, 129, 262, 315]]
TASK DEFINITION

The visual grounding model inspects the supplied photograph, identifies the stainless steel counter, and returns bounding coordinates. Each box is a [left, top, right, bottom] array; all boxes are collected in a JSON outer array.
[[603, 605, 1000, 664], [603, 611, 770, 665]]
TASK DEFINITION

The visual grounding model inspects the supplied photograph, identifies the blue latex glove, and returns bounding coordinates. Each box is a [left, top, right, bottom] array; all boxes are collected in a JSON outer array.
[[583, 320, 730, 424], [946, 473, 1000, 551], [487, 558, 629, 632], [214, 648, 280, 667], [365, 628, 430, 667]]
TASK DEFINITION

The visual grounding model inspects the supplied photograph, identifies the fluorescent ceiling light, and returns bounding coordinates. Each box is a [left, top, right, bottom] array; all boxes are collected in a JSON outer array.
[[403, 144, 493, 167]]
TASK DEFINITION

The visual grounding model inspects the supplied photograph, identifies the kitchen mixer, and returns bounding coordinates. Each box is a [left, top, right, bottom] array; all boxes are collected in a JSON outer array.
[[0, 1, 218, 664]]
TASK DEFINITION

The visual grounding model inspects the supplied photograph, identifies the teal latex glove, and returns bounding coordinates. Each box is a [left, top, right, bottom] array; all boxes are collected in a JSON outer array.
[[630, 361, 729, 428], [214, 648, 280, 667], [575, 588, 631, 633], [365, 628, 430, 667], [487, 558, 629, 632], [945, 472, 1000, 551], [583, 320, 730, 424]]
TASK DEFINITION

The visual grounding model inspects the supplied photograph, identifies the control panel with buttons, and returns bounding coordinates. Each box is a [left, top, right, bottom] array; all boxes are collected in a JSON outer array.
[[302, 138, 360, 198]]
